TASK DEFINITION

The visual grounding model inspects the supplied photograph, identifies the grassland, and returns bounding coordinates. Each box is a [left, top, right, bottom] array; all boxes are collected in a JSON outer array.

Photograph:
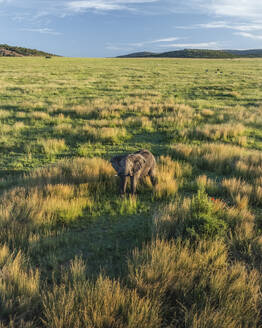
[[0, 57, 262, 327]]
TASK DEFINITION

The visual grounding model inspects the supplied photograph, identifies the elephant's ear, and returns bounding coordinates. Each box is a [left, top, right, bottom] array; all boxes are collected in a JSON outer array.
[[132, 155, 146, 174], [110, 156, 125, 173]]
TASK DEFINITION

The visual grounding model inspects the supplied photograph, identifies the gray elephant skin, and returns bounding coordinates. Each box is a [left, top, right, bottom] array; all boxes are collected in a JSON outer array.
[[110, 149, 158, 196]]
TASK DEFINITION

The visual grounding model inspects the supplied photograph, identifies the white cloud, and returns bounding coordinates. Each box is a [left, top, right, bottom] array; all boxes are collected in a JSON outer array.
[[67, 0, 159, 12], [235, 32, 262, 40], [159, 41, 220, 49], [204, 0, 262, 18], [185, 21, 262, 32], [67, 1, 123, 11], [1, 0, 262, 18], [108, 36, 183, 50], [150, 37, 181, 43], [21, 28, 62, 35]]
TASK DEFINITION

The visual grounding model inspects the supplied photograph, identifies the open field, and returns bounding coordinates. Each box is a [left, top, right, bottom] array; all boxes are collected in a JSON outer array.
[[0, 57, 262, 327]]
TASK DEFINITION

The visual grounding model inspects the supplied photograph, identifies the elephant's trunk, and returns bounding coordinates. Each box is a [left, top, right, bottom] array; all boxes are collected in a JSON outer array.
[[119, 159, 131, 177], [120, 175, 128, 195]]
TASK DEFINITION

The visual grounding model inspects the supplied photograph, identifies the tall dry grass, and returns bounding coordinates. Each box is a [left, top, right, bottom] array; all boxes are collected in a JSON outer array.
[[0, 245, 40, 326], [82, 125, 128, 144], [153, 156, 185, 200], [195, 175, 219, 195], [222, 177, 262, 206], [18, 157, 116, 187], [128, 239, 261, 328], [192, 123, 245, 142], [42, 257, 160, 328], [171, 143, 262, 179], [38, 138, 68, 157], [0, 158, 117, 250]]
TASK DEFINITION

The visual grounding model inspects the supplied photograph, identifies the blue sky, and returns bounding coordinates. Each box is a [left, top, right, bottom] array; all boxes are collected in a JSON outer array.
[[1, 0, 262, 57]]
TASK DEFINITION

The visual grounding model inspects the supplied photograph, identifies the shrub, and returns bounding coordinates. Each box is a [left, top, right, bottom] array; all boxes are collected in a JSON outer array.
[[154, 187, 227, 241], [187, 187, 228, 239]]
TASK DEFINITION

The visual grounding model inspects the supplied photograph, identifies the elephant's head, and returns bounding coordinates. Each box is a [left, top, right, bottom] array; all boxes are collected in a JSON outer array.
[[110, 154, 146, 177]]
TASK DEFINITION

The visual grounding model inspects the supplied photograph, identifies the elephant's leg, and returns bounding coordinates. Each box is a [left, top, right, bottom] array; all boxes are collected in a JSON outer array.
[[149, 168, 158, 186], [130, 175, 138, 195], [120, 176, 128, 196]]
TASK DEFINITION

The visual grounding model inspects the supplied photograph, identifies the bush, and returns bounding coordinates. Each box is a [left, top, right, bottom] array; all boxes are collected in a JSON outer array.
[[187, 186, 227, 239], [154, 187, 227, 241]]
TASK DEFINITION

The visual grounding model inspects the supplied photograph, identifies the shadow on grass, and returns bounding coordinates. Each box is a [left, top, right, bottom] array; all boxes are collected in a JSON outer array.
[[28, 210, 154, 283], [127, 131, 170, 157]]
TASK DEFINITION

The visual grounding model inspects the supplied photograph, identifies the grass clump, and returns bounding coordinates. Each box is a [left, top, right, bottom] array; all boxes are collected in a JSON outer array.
[[153, 156, 182, 200], [38, 138, 68, 158], [192, 123, 245, 142], [118, 195, 140, 215], [0, 246, 40, 325], [42, 257, 160, 328], [83, 125, 128, 144], [128, 239, 260, 328]]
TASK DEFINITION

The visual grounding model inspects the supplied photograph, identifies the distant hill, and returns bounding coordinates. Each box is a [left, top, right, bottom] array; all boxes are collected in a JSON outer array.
[[117, 49, 262, 59], [226, 49, 262, 57], [118, 51, 158, 58], [0, 44, 57, 57], [157, 49, 236, 58]]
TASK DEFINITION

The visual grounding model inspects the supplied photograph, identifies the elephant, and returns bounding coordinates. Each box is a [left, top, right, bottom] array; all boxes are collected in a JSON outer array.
[[110, 149, 158, 196]]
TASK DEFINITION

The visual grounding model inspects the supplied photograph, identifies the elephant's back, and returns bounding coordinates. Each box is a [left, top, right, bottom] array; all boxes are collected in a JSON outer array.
[[135, 149, 155, 162], [135, 149, 156, 177]]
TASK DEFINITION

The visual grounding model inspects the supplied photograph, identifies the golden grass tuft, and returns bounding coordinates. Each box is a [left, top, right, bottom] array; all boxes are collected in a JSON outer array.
[[54, 123, 73, 135], [126, 116, 153, 131], [13, 122, 25, 131], [196, 175, 218, 194], [235, 153, 262, 178], [20, 157, 116, 187], [193, 123, 245, 142], [222, 178, 252, 205], [0, 110, 10, 118], [153, 156, 180, 199], [32, 111, 51, 120], [0, 246, 40, 323], [83, 125, 128, 143], [128, 239, 261, 327], [0, 158, 117, 230], [42, 258, 160, 328], [201, 108, 214, 117], [171, 143, 249, 175], [153, 197, 191, 239], [38, 138, 68, 156], [0, 184, 87, 228]]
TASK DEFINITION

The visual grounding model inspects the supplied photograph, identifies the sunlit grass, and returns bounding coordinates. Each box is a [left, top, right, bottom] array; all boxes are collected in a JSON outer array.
[[0, 57, 262, 326]]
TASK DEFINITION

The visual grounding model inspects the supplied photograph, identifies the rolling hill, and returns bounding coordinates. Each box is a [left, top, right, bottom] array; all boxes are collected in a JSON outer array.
[[0, 44, 57, 57], [117, 48, 262, 58]]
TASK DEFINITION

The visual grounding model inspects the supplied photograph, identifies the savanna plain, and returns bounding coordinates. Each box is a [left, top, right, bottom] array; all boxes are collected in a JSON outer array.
[[1, 57, 262, 327]]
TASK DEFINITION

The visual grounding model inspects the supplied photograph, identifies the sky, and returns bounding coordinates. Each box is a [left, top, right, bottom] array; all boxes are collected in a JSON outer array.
[[1, 0, 262, 57]]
